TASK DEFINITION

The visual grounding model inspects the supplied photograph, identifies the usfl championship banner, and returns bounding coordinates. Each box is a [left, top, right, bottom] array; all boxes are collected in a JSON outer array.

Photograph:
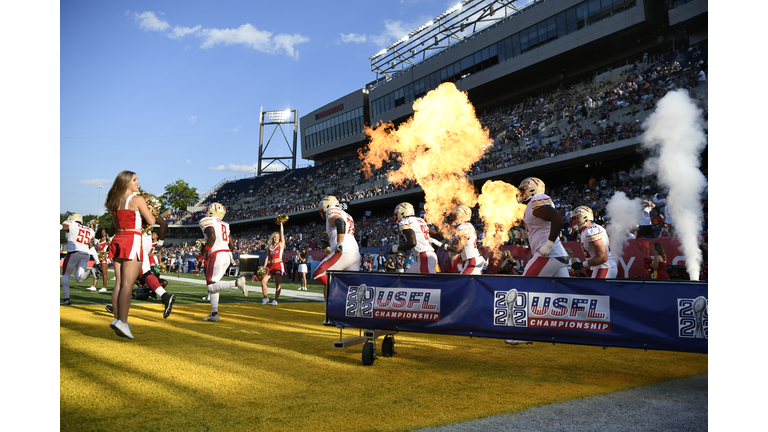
[[326, 272, 708, 354]]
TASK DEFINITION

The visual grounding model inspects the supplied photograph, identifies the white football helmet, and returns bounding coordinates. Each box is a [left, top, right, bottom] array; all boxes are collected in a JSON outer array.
[[67, 213, 83, 224], [205, 202, 226, 219], [517, 177, 545, 204], [318, 196, 339, 219], [450, 204, 472, 225], [570, 206, 593, 230], [394, 202, 415, 222]]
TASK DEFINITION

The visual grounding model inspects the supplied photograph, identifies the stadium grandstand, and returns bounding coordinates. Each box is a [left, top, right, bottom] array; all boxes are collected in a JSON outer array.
[[162, 0, 707, 277]]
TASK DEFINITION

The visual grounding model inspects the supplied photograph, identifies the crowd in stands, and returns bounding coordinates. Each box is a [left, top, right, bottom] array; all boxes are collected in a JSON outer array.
[[162, 42, 707, 237]]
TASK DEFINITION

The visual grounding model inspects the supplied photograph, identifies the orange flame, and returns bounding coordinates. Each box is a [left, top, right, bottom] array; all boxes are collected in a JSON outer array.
[[359, 82, 492, 238], [477, 180, 527, 263]]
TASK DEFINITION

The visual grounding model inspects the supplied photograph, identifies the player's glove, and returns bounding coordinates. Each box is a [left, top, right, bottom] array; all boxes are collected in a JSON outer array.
[[538, 240, 554, 257], [391, 244, 399, 254], [429, 238, 443, 248], [571, 261, 583, 271], [335, 243, 344, 253]]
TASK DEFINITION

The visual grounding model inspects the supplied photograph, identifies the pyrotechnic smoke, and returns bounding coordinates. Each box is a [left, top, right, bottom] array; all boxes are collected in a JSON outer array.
[[477, 180, 526, 262], [640, 89, 707, 280], [605, 191, 643, 265], [359, 83, 492, 237]]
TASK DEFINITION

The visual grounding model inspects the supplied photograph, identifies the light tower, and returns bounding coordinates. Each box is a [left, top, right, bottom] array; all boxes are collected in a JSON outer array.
[[258, 107, 299, 177]]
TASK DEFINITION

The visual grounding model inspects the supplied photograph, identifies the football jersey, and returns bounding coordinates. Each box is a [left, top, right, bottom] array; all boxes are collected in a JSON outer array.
[[454, 222, 481, 261], [580, 224, 616, 270], [325, 205, 359, 254], [199, 216, 231, 253], [63, 221, 94, 253], [523, 193, 567, 258], [397, 216, 433, 254]]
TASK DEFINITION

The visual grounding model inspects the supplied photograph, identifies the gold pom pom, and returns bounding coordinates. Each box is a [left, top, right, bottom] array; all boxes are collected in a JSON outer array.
[[195, 239, 205, 248], [256, 266, 268, 277], [275, 214, 289, 225], [140, 192, 162, 235], [324, 246, 332, 256]]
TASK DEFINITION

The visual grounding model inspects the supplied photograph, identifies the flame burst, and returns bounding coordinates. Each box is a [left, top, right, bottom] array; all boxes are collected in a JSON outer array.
[[478, 180, 527, 262], [359, 83, 492, 237]]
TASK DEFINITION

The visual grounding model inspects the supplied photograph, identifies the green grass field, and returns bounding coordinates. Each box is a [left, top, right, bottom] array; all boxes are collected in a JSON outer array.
[[61, 269, 324, 307], [60, 268, 708, 431]]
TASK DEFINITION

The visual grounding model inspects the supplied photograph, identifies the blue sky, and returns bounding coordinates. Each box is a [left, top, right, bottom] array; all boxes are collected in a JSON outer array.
[[59, 0, 517, 215]]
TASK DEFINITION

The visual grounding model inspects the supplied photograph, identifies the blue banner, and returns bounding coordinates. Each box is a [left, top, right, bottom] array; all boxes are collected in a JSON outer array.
[[327, 272, 708, 354]]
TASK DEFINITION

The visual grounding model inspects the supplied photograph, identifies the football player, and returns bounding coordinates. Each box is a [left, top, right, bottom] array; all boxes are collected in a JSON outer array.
[[60, 213, 97, 305], [433, 204, 485, 275], [391, 202, 439, 273], [312, 196, 360, 324], [516, 177, 570, 278], [569, 206, 618, 278], [199, 202, 248, 322]]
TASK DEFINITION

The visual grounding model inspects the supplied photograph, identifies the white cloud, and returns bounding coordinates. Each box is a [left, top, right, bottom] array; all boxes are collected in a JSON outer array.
[[209, 162, 287, 173], [228, 126, 241, 133], [209, 163, 259, 173], [168, 25, 201, 40], [341, 33, 367, 44], [272, 33, 310, 59], [198, 24, 308, 59], [186, 160, 192, 164], [344, 16, 432, 49], [134, 11, 170, 32], [79, 179, 113, 186], [187, 115, 197, 124]]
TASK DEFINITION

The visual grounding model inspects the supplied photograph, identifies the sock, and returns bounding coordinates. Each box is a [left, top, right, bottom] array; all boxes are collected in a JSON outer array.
[[210, 292, 220, 313], [208, 280, 235, 293], [154, 287, 167, 297], [62, 276, 70, 299]]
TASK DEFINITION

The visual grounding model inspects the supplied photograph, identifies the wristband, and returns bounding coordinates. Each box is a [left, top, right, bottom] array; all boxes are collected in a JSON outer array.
[[204, 245, 211, 251]]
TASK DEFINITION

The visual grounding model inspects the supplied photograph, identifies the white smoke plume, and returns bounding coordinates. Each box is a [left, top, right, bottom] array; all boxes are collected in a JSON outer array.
[[640, 89, 707, 280], [605, 192, 642, 266]]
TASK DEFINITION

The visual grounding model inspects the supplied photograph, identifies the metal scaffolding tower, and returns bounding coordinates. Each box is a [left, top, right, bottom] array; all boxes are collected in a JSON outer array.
[[258, 107, 299, 177]]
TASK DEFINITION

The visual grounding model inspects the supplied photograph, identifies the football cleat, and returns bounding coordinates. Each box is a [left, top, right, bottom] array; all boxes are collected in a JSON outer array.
[[203, 313, 220, 322], [162, 294, 175, 319], [236, 276, 248, 297], [60, 298, 72, 306], [271, 300, 278, 306], [99, 287, 107, 292], [261, 298, 270, 305], [105, 304, 114, 313], [86, 287, 97, 292]]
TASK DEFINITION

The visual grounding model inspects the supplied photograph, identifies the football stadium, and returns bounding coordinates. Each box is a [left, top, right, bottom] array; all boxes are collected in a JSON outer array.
[[60, 1, 709, 431]]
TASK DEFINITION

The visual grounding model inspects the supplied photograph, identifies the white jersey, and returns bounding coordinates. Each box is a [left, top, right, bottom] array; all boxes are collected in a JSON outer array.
[[397, 216, 433, 254], [580, 224, 617, 270], [63, 220, 94, 253], [325, 205, 359, 254], [523, 193, 567, 258], [454, 222, 481, 261], [199, 216, 231, 253]]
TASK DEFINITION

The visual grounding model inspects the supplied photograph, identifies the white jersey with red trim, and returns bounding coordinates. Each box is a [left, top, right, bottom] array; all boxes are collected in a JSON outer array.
[[325, 206, 359, 254], [63, 220, 94, 253], [397, 216, 433, 254], [580, 224, 616, 270], [523, 193, 567, 258], [199, 217, 231, 253], [454, 222, 481, 261]]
